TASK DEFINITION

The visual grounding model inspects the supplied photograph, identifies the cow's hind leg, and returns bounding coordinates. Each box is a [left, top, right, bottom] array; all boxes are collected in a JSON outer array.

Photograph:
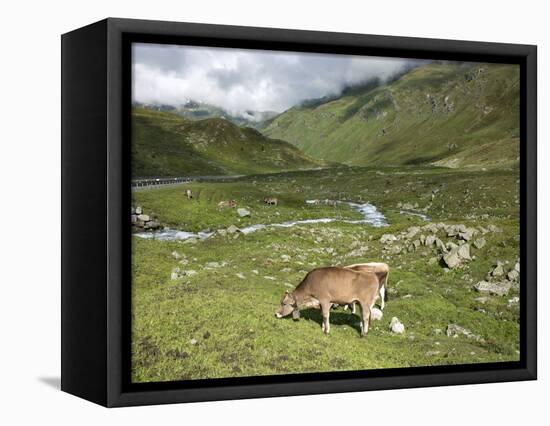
[[320, 302, 331, 335], [359, 301, 371, 337], [379, 286, 386, 310]]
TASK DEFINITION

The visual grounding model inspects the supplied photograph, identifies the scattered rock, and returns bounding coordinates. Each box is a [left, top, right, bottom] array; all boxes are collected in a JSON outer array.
[[457, 243, 471, 260], [389, 317, 405, 334], [170, 268, 181, 280], [474, 280, 511, 296], [237, 208, 251, 217], [137, 214, 150, 222], [236, 273, 245, 279], [426, 350, 441, 356], [406, 227, 420, 239], [473, 238, 486, 249], [458, 228, 476, 241], [446, 324, 484, 342], [204, 261, 226, 269], [281, 254, 291, 262], [507, 269, 519, 282], [171, 251, 182, 260], [371, 307, 383, 321], [190, 338, 198, 346], [487, 224, 500, 233], [227, 225, 240, 234], [443, 247, 461, 269], [508, 296, 520, 306], [380, 234, 397, 244], [135, 206, 142, 215], [491, 263, 505, 278], [425, 235, 436, 247], [435, 238, 446, 252]]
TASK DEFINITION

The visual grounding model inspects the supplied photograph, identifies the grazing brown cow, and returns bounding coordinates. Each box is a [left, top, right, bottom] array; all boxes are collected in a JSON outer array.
[[275, 267, 380, 336], [264, 197, 278, 206]]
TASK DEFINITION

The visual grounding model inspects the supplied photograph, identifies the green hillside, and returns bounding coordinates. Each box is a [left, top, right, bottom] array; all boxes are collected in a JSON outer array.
[[262, 63, 520, 169], [134, 101, 277, 129], [132, 108, 322, 177]]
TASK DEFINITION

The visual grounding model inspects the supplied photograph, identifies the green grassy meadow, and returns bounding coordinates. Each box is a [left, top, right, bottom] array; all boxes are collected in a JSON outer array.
[[131, 166, 520, 383]]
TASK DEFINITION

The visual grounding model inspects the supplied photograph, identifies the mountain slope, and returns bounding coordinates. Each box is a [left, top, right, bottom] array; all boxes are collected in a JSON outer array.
[[132, 108, 321, 177], [262, 63, 520, 168], [134, 101, 278, 129]]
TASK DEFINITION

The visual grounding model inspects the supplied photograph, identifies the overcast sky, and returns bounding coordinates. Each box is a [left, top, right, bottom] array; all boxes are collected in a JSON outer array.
[[132, 43, 421, 116]]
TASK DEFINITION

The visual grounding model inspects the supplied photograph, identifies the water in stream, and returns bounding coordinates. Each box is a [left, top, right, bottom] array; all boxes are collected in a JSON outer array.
[[134, 200, 389, 242]]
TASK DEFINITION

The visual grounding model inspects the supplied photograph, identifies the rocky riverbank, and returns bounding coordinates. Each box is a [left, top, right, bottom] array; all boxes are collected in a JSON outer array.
[[131, 206, 162, 230]]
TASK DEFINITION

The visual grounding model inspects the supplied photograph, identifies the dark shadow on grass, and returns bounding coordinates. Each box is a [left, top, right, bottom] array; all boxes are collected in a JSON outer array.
[[38, 376, 61, 390], [299, 308, 363, 335]]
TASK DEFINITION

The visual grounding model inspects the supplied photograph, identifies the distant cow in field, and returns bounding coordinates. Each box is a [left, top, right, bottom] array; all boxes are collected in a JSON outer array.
[[185, 189, 193, 199], [275, 267, 380, 336], [264, 197, 278, 206], [218, 199, 237, 209]]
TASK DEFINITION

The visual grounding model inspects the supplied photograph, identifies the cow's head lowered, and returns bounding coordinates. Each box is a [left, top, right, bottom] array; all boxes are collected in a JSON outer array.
[[276, 291, 300, 320]]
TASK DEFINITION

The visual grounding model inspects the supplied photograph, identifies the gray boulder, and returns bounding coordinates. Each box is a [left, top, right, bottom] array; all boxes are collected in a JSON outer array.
[[473, 237, 486, 249], [425, 235, 437, 247], [237, 208, 251, 217], [458, 228, 476, 241], [491, 263, 505, 277], [380, 234, 397, 244], [457, 244, 471, 260], [389, 317, 405, 334], [443, 247, 461, 268], [473, 280, 511, 296], [406, 227, 420, 239], [227, 225, 240, 234], [446, 324, 484, 342], [507, 269, 519, 282]]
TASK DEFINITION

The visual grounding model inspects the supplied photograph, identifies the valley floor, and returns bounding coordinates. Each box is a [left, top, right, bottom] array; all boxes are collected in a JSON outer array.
[[131, 165, 520, 383]]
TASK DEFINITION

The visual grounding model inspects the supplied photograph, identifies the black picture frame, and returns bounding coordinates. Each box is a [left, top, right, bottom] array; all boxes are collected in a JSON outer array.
[[61, 17, 537, 407]]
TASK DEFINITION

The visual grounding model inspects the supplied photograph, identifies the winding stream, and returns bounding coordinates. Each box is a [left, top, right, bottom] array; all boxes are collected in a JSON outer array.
[[134, 200, 389, 242]]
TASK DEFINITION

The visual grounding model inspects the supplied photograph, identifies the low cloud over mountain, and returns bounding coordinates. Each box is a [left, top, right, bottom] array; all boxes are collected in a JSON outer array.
[[132, 43, 422, 117]]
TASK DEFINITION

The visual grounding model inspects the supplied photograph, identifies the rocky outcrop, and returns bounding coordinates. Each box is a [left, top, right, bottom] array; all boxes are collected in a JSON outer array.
[[131, 206, 161, 230]]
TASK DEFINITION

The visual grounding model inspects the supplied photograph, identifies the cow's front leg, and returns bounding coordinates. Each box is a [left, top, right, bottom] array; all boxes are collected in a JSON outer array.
[[320, 302, 331, 335]]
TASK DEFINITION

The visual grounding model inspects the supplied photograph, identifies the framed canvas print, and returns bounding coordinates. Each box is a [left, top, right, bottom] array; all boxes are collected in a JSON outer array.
[[61, 18, 537, 407]]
